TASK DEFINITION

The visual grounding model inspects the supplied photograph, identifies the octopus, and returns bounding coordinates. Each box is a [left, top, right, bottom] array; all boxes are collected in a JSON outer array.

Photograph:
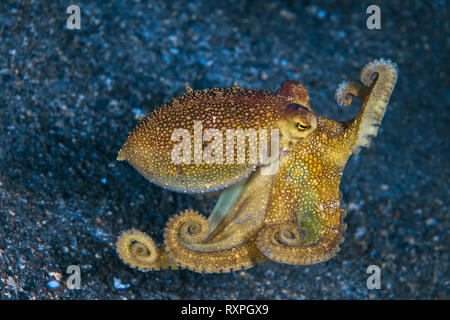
[[115, 58, 398, 273]]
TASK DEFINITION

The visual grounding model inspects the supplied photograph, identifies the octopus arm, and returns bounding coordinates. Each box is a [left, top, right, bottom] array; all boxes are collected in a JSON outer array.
[[161, 167, 277, 273], [257, 197, 346, 265], [257, 223, 344, 265], [115, 210, 266, 273], [116, 229, 179, 271], [347, 58, 399, 154], [254, 161, 347, 265], [334, 80, 371, 107], [162, 209, 266, 273]]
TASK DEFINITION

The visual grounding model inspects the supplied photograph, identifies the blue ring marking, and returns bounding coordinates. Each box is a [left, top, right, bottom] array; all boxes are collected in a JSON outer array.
[[289, 164, 306, 181]]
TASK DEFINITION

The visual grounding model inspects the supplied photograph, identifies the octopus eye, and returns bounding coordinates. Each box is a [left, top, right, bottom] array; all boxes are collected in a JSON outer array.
[[296, 121, 310, 131]]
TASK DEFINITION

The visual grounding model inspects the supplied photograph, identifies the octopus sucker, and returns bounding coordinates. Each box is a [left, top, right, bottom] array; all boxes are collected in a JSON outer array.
[[116, 59, 398, 273]]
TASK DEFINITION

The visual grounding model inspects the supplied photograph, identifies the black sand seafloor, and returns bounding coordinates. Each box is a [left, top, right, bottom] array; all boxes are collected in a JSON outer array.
[[0, 0, 448, 299]]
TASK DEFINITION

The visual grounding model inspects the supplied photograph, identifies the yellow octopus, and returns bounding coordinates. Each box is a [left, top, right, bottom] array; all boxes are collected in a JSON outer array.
[[115, 59, 398, 273]]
